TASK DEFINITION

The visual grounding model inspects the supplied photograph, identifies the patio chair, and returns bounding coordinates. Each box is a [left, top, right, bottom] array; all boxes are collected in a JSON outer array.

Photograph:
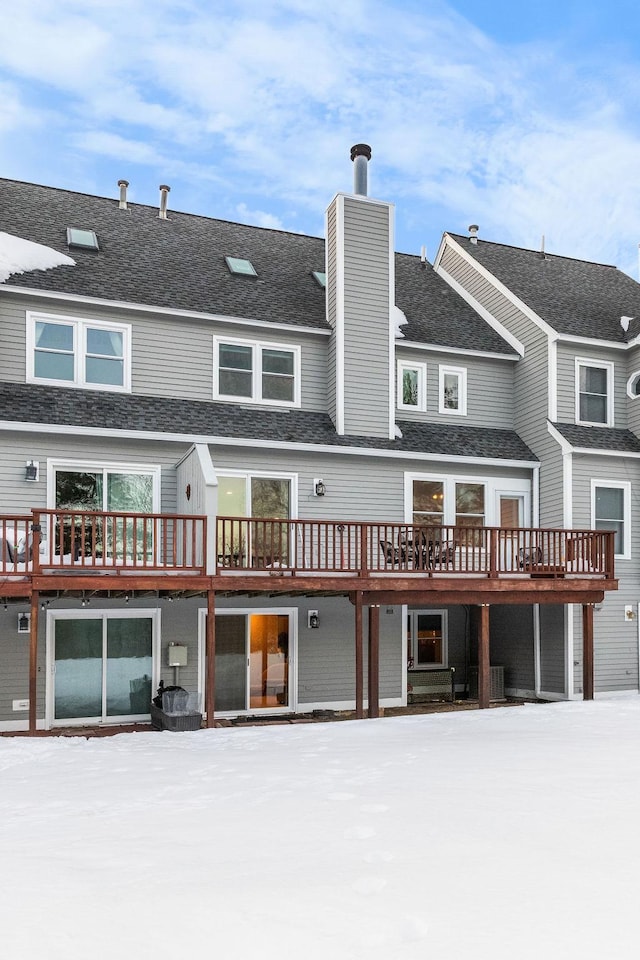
[[518, 545, 543, 569], [379, 539, 400, 565]]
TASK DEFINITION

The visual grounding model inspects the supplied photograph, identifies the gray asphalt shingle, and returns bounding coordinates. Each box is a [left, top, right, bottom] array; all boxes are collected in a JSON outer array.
[[553, 422, 640, 453]]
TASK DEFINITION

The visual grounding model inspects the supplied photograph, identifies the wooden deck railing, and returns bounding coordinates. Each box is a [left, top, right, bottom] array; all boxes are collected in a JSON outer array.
[[0, 512, 616, 581], [0, 510, 207, 574], [216, 518, 616, 579]]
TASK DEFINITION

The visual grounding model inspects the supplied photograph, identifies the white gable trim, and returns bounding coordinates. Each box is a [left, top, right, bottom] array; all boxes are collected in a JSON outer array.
[[436, 234, 557, 341], [434, 262, 525, 357], [396, 340, 519, 361]]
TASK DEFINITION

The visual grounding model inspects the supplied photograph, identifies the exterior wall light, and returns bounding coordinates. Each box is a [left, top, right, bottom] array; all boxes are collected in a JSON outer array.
[[313, 479, 326, 497], [17, 612, 31, 632], [25, 461, 39, 482], [308, 610, 320, 629]]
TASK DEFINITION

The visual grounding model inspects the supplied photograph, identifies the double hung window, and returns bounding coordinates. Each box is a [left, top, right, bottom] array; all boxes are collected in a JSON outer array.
[[27, 312, 130, 391], [215, 338, 300, 405], [592, 481, 629, 558], [576, 360, 613, 425]]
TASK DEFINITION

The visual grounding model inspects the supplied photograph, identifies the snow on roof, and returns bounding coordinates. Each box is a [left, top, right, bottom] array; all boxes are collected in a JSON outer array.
[[0, 231, 75, 283]]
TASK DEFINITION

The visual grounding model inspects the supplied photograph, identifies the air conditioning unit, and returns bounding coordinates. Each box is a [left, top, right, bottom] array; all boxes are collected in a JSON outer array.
[[468, 665, 505, 701]]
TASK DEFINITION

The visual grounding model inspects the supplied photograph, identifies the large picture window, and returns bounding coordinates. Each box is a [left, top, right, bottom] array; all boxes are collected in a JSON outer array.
[[215, 337, 300, 406], [412, 478, 485, 528], [576, 360, 613, 426], [27, 312, 131, 391]]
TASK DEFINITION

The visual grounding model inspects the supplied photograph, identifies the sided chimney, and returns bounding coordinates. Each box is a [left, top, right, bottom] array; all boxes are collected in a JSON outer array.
[[350, 143, 372, 196], [117, 179, 129, 209], [159, 184, 171, 219]]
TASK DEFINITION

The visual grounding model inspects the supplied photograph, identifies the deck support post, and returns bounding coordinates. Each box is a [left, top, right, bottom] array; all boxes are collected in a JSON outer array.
[[368, 604, 380, 718], [477, 603, 491, 709], [582, 602, 594, 701], [354, 592, 364, 719], [29, 590, 39, 734], [205, 587, 216, 727]]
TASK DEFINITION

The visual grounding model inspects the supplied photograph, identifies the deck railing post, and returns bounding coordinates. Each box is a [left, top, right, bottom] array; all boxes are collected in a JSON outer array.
[[489, 528, 498, 578], [359, 524, 368, 577], [31, 510, 42, 574]]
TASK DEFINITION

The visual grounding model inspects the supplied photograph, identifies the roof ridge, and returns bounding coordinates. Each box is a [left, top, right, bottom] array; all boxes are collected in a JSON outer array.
[[447, 232, 618, 270]]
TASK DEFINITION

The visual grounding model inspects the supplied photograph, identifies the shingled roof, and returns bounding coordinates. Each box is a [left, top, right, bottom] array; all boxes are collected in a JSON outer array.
[[0, 382, 537, 462], [449, 233, 640, 343], [0, 178, 513, 354], [552, 422, 640, 453]]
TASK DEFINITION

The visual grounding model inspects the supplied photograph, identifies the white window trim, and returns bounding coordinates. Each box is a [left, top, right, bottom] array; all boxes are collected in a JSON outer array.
[[405, 471, 531, 527], [591, 479, 630, 559], [438, 364, 467, 416], [626, 371, 640, 399], [408, 609, 448, 670], [26, 311, 132, 392], [47, 459, 161, 511], [213, 336, 301, 407], [45, 607, 161, 729], [397, 360, 427, 411], [575, 358, 614, 426], [215, 469, 298, 519]]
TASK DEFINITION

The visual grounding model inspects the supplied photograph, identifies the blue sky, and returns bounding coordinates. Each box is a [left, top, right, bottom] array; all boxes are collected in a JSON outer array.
[[3, 0, 640, 275]]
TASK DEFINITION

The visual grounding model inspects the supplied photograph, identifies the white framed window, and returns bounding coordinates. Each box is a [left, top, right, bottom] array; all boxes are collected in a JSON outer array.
[[438, 364, 467, 415], [407, 610, 448, 669], [397, 361, 427, 411], [626, 371, 640, 399], [214, 337, 300, 406], [411, 477, 485, 529], [27, 312, 131, 392], [576, 359, 613, 426], [591, 480, 630, 559]]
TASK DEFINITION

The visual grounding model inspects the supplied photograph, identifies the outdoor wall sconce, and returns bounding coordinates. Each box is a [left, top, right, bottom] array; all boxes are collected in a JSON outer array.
[[313, 478, 326, 497], [17, 613, 31, 633], [308, 610, 320, 629], [25, 460, 39, 482]]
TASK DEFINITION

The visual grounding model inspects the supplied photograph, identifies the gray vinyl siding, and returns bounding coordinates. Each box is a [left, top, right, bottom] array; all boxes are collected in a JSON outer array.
[[439, 244, 565, 527], [0, 431, 184, 513], [626, 345, 640, 436], [341, 197, 392, 438], [539, 605, 566, 694], [488, 605, 536, 694], [556, 343, 626, 427], [0, 293, 329, 413], [394, 348, 515, 428], [570, 453, 640, 693], [0, 606, 33, 722], [210, 446, 533, 525]]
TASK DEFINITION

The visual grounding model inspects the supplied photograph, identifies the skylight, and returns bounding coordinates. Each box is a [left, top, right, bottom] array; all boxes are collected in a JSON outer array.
[[312, 271, 326, 288], [225, 256, 257, 276], [67, 228, 99, 250]]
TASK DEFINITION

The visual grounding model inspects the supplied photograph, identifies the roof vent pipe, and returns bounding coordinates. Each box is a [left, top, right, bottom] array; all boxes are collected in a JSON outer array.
[[468, 224, 479, 244], [159, 184, 170, 220], [350, 143, 372, 197], [117, 179, 129, 210]]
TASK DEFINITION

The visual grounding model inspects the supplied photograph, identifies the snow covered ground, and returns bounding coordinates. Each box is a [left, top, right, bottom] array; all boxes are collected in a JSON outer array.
[[1, 697, 638, 959]]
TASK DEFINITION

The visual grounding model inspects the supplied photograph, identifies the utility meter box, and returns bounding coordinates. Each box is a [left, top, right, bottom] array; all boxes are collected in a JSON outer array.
[[167, 644, 188, 667]]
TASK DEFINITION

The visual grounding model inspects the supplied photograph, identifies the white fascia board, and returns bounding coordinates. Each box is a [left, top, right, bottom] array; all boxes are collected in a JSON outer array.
[[547, 421, 574, 453], [335, 195, 345, 435], [0, 283, 330, 338], [397, 339, 519, 362], [556, 332, 629, 351], [0, 418, 538, 469], [548, 339, 558, 422], [387, 204, 396, 440], [438, 234, 558, 342]]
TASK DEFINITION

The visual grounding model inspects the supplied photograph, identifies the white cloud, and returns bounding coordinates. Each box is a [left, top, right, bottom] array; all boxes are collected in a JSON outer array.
[[3, 0, 640, 269]]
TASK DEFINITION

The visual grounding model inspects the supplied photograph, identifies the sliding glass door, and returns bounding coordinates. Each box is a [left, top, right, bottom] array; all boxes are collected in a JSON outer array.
[[49, 612, 155, 725], [208, 611, 293, 713]]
